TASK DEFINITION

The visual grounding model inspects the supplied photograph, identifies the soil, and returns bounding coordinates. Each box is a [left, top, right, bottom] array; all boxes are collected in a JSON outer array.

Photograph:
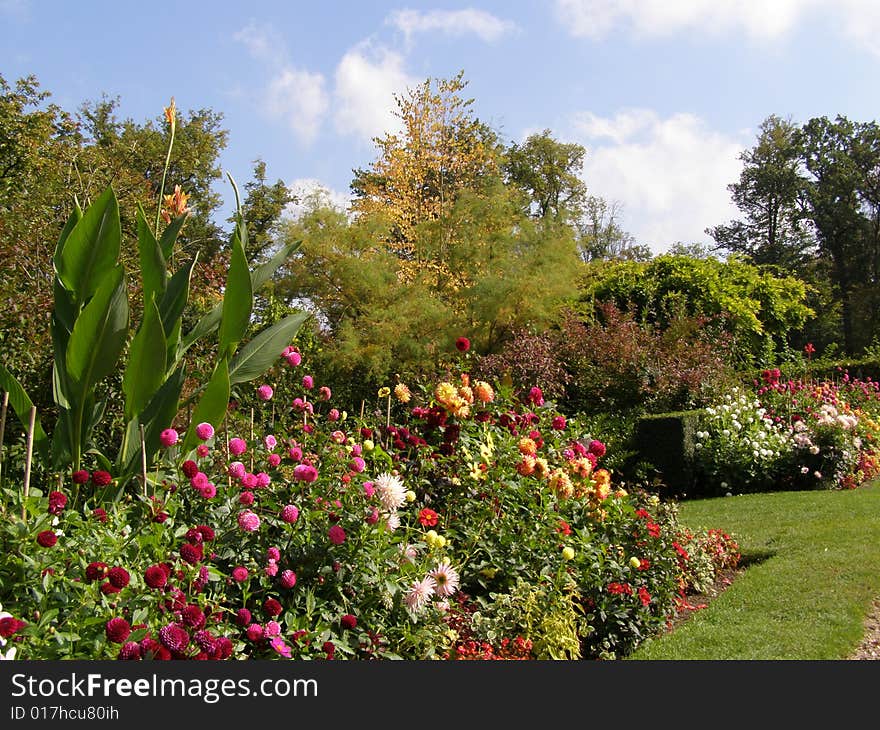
[[666, 568, 880, 660]]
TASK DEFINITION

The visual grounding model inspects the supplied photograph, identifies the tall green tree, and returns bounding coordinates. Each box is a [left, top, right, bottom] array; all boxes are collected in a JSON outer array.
[[503, 129, 588, 223], [797, 115, 880, 353], [708, 115, 815, 272]]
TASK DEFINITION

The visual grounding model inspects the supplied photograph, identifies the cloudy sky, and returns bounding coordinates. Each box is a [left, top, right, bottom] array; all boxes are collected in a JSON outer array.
[[3, 0, 879, 252]]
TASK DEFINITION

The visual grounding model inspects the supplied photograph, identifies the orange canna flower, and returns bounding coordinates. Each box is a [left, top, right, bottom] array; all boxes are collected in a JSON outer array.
[[164, 97, 176, 129], [161, 184, 190, 223]]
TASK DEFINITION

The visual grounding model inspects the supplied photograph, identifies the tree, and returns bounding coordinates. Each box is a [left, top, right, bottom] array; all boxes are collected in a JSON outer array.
[[797, 115, 880, 354], [708, 115, 814, 272], [503, 129, 588, 223], [350, 71, 504, 281], [577, 196, 648, 262], [237, 159, 297, 263]]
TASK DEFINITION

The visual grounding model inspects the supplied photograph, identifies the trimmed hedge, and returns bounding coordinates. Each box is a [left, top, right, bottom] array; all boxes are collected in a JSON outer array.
[[633, 410, 703, 498]]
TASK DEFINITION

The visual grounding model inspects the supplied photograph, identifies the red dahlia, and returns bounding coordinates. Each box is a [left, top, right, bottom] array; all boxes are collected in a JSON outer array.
[[85, 562, 108, 582], [263, 598, 282, 617], [107, 567, 130, 589], [72, 469, 90, 484], [36, 530, 57, 547], [47, 491, 67, 515], [181, 460, 199, 479], [182, 605, 206, 630], [158, 623, 190, 655], [0, 617, 27, 638], [455, 337, 471, 352], [197, 525, 216, 541], [180, 543, 203, 565], [144, 565, 168, 589], [341, 614, 357, 630], [105, 617, 131, 644], [91, 470, 112, 486], [118, 641, 142, 660]]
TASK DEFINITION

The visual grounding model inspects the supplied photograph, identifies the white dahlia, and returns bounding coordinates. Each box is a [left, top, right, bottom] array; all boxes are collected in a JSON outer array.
[[405, 576, 436, 612], [429, 560, 460, 597], [375, 472, 407, 511]]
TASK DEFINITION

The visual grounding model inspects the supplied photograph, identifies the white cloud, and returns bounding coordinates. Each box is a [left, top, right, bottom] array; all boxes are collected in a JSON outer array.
[[333, 42, 417, 142], [388, 8, 518, 44], [554, 0, 880, 57], [571, 109, 746, 252], [265, 69, 328, 145], [285, 178, 352, 219], [234, 22, 329, 145], [837, 0, 880, 58], [554, 0, 808, 40], [233, 21, 286, 65]]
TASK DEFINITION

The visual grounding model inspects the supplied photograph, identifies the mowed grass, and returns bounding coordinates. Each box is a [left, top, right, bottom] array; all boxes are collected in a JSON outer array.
[[629, 481, 880, 660]]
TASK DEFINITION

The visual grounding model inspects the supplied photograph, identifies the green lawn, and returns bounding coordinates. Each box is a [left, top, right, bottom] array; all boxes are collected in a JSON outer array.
[[629, 481, 880, 660]]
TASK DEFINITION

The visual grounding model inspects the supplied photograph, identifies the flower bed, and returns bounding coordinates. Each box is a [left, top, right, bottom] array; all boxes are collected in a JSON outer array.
[[0, 348, 737, 660], [692, 370, 880, 495]]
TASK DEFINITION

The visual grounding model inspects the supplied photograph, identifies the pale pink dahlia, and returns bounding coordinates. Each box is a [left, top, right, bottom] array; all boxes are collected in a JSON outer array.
[[405, 576, 436, 613], [374, 472, 407, 511], [238, 510, 260, 532], [430, 560, 460, 597]]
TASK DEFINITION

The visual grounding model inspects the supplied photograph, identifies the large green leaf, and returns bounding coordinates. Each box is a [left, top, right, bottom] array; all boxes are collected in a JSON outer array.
[[217, 233, 252, 359], [229, 311, 310, 385], [0, 364, 48, 459], [122, 298, 166, 420], [52, 203, 82, 269], [181, 359, 230, 455], [66, 265, 129, 392], [137, 206, 167, 310], [158, 213, 189, 262], [179, 240, 301, 355], [56, 186, 121, 303], [159, 255, 198, 343]]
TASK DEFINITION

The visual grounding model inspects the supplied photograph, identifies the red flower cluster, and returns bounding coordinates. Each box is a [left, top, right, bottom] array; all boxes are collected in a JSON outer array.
[[607, 582, 633, 596], [0, 616, 27, 638], [450, 636, 533, 660], [47, 491, 67, 515]]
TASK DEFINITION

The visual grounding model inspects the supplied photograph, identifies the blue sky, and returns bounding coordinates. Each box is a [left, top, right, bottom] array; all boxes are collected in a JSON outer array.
[[3, 0, 879, 252]]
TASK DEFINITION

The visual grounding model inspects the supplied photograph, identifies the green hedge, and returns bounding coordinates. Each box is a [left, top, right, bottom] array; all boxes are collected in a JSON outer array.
[[633, 410, 703, 498]]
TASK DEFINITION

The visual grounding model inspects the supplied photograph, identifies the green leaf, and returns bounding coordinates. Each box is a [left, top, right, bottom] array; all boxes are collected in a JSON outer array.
[[179, 240, 301, 356], [181, 359, 230, 455], [52, 203, 83, 269], [137, 205, 167, 310], [56, 186, 121, 303], [0, 364, 48, 458], [159, 255, 198, 345], [65, 265, 129, 392], [218, 232, 252, 359], [158, 213, 188, 261], [122, 298, 166, 420], [229, 311, 310, 385]]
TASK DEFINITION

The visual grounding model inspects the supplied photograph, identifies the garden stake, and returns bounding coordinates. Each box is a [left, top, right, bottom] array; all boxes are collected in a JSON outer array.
[[22, 406, 36, 522], [360, 400, 365, 420], [225, 418, 232, 489], [0, 390, 8, 488], [140, 424, 148, 498], [250, 407, 255, 472]]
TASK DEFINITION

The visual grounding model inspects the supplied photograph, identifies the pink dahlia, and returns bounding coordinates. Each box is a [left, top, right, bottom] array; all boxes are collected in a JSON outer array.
[[328, 525, 346, 545], [159, 428, 179, 447], [405, 576, 436, 612], [280, 570, 297, 589], [238, 510, 261, 532], [228, 438, 247, 456], [257, 384, 274, 401], [281, 505, 299, 524], [195, 422, 215, 440]]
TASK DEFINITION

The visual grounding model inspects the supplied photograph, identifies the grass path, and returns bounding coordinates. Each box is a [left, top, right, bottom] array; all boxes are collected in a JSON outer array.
[[629, 482, 880, 660]]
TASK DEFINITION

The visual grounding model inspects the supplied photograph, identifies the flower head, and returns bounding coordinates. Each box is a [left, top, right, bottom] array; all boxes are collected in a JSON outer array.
[[405, 576, 436, 612], [36, 530, 57, 548], [429, 561, 459, 597], [228, 438, 247, 456], [196, 422, 215, 440], [374, 472, 407, 511], [160, 428, 179, 447], [47, 491, 67, 515], [105, 617, 131, 644], [328, 525, 346, 545], [257, 384, 274, 401], [455, 337, 471, 352], [237, 510, 261, 533]]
